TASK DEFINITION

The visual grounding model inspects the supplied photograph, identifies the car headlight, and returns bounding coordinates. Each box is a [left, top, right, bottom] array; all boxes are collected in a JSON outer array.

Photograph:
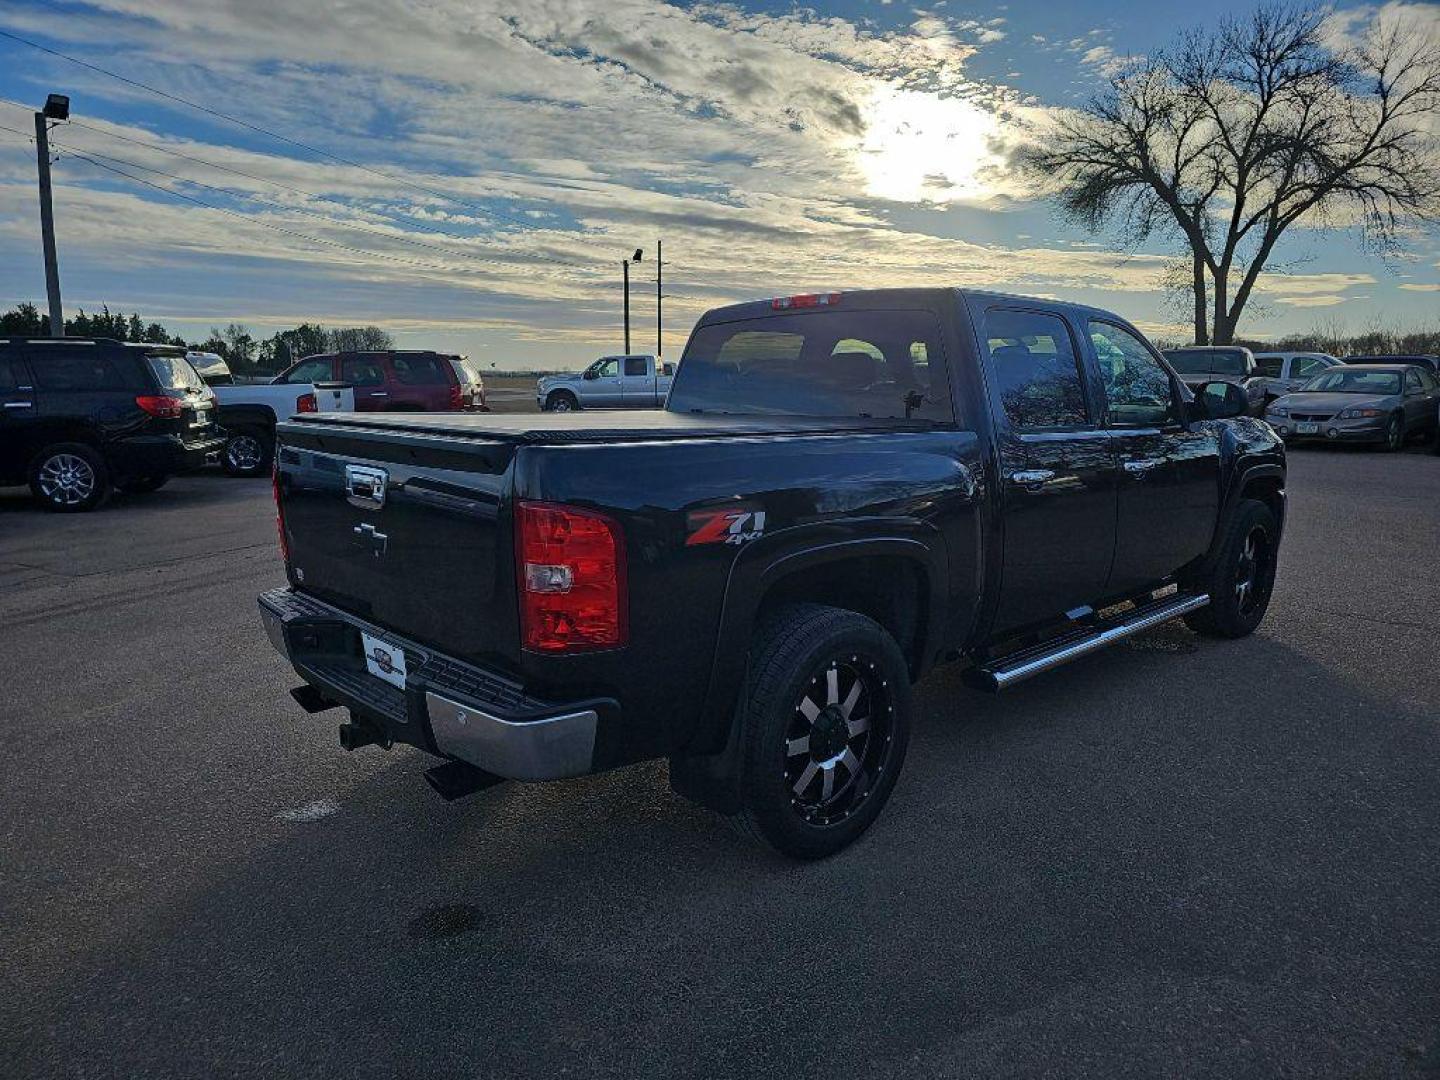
[[1339, 407, 1382, 419], [1268, 406, 1288, 417]]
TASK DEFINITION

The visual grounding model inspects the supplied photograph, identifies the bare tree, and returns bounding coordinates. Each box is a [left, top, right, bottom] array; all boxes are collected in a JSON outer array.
[[328, 326, 395, 352], [1020, 4, 1440, 344]]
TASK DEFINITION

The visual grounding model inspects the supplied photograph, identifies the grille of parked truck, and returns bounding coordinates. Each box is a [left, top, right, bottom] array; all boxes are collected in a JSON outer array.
[[259, 288, 1286, 858]]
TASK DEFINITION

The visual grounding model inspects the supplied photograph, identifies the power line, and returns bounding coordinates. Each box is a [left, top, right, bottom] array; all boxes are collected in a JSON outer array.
[[0, 26, 589, 242]]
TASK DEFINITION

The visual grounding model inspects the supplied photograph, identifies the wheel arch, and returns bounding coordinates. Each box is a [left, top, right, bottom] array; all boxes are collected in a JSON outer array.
[[702, 527, 945, 751], [670, 529, 943, 816], [215, 402, 277, 432]]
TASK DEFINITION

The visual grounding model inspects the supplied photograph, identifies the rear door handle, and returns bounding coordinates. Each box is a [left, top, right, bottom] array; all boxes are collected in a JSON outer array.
[[369, 391, 388, 397], [3, 401, 33, 409], [1124, 458, 1166, 477], [1009, 469, 1056, 490]]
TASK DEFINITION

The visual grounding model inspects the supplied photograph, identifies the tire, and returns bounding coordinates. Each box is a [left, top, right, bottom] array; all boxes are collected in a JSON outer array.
[[730, 603, 912, 860], [28, 442, 110, 513], [115, 474, 169, 494], [221, 427, 274, 477], [545, 391, 578, 413], [1183, 498, 1279, 639], [1382, 413, 1403, 452]]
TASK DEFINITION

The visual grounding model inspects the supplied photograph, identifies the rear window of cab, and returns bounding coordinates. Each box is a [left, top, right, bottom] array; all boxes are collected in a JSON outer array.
[[669, 309, 954, 422]]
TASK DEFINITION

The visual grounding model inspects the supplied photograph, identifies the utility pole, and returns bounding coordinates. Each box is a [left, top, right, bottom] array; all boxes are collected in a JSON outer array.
[[656, 239, 662, 360], [622, 258, 631, 354], [622, 247, 642, 354], [34, 94, 70, 337]]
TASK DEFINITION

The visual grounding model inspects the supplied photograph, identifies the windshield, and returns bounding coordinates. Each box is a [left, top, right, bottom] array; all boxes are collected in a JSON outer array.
[[146, 354, 207, 392], [1164, 348, 1249, 376], [1301, 370, 1402, 395], [668, 309, 953, 421]]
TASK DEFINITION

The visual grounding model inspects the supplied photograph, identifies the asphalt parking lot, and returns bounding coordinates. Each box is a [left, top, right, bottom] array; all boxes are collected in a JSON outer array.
[[3, 444, 1439, 1079]]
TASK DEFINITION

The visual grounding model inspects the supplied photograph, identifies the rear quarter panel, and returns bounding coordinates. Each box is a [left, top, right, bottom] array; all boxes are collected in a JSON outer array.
[[516, 429, 984, 767]]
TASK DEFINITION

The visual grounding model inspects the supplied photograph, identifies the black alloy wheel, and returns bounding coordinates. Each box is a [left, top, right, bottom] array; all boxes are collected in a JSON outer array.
[[733, 603, 913, 859]]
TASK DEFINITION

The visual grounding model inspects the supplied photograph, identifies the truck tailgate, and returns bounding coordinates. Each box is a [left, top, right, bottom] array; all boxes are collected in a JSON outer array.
[[276, 423, 517, 667]]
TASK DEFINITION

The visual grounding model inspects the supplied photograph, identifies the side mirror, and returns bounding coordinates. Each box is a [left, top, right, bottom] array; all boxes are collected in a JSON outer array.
[[582, 369, 598, 381], [1191, 380, 1248, 420]]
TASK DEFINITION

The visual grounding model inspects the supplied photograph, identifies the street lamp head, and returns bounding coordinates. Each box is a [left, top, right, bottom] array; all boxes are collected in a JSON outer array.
[[42, 94, 70, 121], [632, 248, 643, 263]]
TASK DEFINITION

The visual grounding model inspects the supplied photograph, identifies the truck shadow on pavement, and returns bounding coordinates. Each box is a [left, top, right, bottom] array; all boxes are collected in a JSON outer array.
[[10, 623, 1440, 1079]]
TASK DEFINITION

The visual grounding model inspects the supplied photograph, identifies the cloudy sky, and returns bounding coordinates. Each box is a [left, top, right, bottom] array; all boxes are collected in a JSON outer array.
[[0, 0, 1437, 369]]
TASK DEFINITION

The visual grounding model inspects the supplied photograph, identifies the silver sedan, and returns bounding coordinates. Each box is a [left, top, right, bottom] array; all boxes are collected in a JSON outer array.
[[1265, 365, 1440, 450]]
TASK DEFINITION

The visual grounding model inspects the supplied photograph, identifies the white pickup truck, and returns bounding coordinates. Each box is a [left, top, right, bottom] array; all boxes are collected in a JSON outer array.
[[536, 354, 674, 411], [191, 353, 353, 476]]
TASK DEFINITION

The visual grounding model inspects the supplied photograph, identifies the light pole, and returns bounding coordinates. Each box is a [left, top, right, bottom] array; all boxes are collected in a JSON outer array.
[[34, 93, 69, 336], [656, 238, 662, 360], [623, 247, 642, 354]]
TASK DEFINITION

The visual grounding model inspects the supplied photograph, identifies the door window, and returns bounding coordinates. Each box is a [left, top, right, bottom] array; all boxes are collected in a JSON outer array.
[[1253, 355, 1283, 377], [1291, 356, 1331, 381], [983, 309, 1089, 429], [624, 357, 648, 377], [594, 358, 620, 379], [1405, 368, 1424, 395], [29, 347, 128, 390], [393, 354, 449, 385], [1089, 322, 1176, 427], [282, 357, 333, 384], [340, 357, 385, 386], [0, 355, 22, 391]]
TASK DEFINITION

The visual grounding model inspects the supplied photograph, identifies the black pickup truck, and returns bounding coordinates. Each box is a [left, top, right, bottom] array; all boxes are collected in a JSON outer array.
[[260, 288, 1285, 858]]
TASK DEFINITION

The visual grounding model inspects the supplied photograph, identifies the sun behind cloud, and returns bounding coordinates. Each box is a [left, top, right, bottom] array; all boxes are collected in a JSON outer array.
[[854, 85, 1005, 204]]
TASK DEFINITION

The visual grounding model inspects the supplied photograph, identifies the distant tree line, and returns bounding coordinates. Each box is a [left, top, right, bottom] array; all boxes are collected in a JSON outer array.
[[0, 301, 394, 375], [1159, 322, 1440, 357]]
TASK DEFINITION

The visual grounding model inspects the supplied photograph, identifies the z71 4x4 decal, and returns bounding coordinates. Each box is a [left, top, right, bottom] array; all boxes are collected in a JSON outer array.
[[686, 505, 767, 546]]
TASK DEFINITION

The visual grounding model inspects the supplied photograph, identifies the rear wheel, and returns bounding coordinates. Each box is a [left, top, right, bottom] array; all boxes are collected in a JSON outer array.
[[1183, 498, 1278, 639], [546, 391, 578, 412], [222, 428, 273, 477], [731, 604, 912, 859], [29, 442, 110, 512], [115, 474, 169, 494]]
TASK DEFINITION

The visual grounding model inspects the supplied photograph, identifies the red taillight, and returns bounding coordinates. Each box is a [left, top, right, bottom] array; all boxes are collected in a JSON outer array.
[[296, 393, 317, 413], [515, 501, 627, 653], [273, 465, 289, 565], [449, 383, 464, 410], [135, 394, 185, 418], [771, 292, 841, 310]]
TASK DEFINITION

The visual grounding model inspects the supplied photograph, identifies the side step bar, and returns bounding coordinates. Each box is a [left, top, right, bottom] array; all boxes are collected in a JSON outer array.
[[965, 593, 1210, 692]]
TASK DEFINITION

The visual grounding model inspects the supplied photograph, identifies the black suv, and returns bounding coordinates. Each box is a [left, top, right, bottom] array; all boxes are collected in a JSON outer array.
[[0, 337, 227, 511]]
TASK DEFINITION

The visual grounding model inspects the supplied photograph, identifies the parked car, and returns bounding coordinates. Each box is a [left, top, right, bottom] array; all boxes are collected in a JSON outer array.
[[260, 288, 1285, 859], [1161, 345, 1266, 415], [1251, 351, 1342, 400], [1343, 354, 1440, 376], [0, 337, 226, 511], [537, 354, 673, 411], [193, 355, 334, 477], [1265, 364, 1440, 449], [272, 350, 485, 412]]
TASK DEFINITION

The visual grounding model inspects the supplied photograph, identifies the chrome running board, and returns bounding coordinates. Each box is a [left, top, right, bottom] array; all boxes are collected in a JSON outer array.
[[965, 593, 1211, 692]]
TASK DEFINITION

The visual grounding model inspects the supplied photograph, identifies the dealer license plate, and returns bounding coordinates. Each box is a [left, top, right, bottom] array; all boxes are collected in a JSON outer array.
[[1296, 422, 1319, 435], [361, 631, 407, 690]]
